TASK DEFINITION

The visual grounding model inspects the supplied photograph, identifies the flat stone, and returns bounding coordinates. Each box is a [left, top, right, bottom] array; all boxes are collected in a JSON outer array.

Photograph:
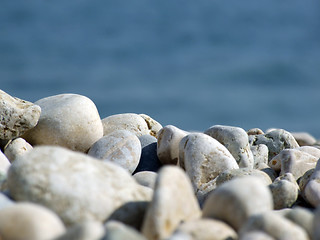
[[269, 149, 318, 180], [157, 125, 188, 165], [202, 176, 273, 231], [269, 173, 299, 209], [251, 144, 269, 166], [133, 171, 157, 189], [239, 211, 309, 240], [142, 166, 201, 240], [53, 221, 105, 240], [133, 135, 162, 173], [104, 221, 147, 240], [292, 132, 317, 146], [0, 89, 41, 140], [251, 129, 299, 161], [205, 125, 254, 168], [7, 146, 152, 226], [169, 219, 237, 240], [4, 137, 33, 162], [88, 130, 141, 173], [102, 113, 151, 137], [139, 114, 162, 138], [179, 133, 239, 204], [22, 94, 103, 152], [0, 202, 66, 240]]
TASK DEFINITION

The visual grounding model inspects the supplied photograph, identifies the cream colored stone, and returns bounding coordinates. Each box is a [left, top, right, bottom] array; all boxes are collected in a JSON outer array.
[[0, 89, 41, 139], [157, 125, 188, 165], [202, 176, 273, 231], [4, 137, 32, 162], [133, 171, 157, 189], [179, 133, 239, 203], [22, 94, 103, 152], [88, 130, 141, 173], [251, 144, 269, 166], [292, 132, 316, 146], [0, 202, 65, 240], [304, 160, 320, 207], [205, 125, 254, 168], [142, 166, 201, 240], [139, 114, 162, 138], [7, 146, 152, 226], [247, 128, 264, 135], [170, 219, 237, 240], [240, 231, 275, 240], [298, 146, 320, 158], [105, 221, 147, 240]]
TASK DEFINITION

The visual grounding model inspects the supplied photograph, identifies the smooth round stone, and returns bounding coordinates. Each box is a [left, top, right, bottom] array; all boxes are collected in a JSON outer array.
[[157, 125, 188, 165], [239, 211, 309, 240], [240, 231, 275, 240], [139, 114, 162, 138], [0, 202, 66, 240], [215, 168, 272, 187], [269, 149, 318, 180], [133, 135, 162, 173], [104, 221, 147, 240], [254, 163, 277, 182], [4, 137, 33, 162], [299, 168, 314, 200], [247, 128, 264, 135], [202, 176, 273, 231], [170, 219, 237, 240], [303, 160, 320, 207], [0, 89, 41, 140], [251, 144, 269, 166], [7, 146, 152, 226], [251, 129, 299, 161], [22, 94, 103, 152], [102, 113, 150, 137], [88, 130, 141, 173], [54, 221, 105, 240], [133, 171, 157, 189], [142, 166, 201, 240], [204, 125, 254, 168], [269, 173, 299, 209], [179, 133, 239, 203], [291, 132, 317, 146], [0, 149, 10, 174]]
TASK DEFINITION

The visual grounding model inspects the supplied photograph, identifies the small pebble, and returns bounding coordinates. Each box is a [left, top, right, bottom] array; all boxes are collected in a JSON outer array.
[[133, 171, 157, 189], [104, 221, 147, 240], [251, 144, 269, 166], [3, 137, 32, 162], [291, 132, 317, 146]]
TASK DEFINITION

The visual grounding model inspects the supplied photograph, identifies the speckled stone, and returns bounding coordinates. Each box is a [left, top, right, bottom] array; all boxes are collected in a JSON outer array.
[[7, 146, 152, 226], [269, 173, 299, 209], [0, 89, 41, 140], [133, 171, 157, 189], [4, 137, 32, 162], [104, 221, 147, 240], [239, 211, 309, 240], [142, 166, 201, 240], [88, 130, 141, 173], [179, 133, 239, 204], [251, 144, 269, 166], [292, 132, 317, 146], [205, 125, 254, 168], [251, 129, 299, 161], [202, 176, 273, 231], [139, 114, 162, 138], [22, 94, 103, 152], [157, 125, 188, 165], [53, 221, 105, 240], [0, 202, 66, 240], [169, 219, 237, 240]]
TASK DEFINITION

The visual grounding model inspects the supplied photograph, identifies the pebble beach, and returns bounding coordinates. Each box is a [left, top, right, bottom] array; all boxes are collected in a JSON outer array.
[[1, 88, 320, 240]]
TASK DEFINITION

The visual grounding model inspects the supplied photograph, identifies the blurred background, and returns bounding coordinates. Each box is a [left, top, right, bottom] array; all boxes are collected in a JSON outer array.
[[1, 0, 320, 136]]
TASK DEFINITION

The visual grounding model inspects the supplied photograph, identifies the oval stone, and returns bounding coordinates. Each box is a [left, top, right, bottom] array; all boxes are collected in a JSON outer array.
[[4, 137, 33, 162]]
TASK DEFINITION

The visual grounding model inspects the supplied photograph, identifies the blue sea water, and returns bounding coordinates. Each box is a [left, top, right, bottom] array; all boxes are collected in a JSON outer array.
[[1, 0, 320, 137]]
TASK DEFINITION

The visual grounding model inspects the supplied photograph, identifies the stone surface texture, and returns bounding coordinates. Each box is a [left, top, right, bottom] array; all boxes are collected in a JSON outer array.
[[4, 137, 33, 162]]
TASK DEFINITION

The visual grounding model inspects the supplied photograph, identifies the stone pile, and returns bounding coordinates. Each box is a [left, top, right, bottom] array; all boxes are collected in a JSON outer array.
[[1, 89, 320, 239]]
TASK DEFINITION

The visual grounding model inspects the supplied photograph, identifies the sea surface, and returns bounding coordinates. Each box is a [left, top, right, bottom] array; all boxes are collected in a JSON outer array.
[[1, 0, 320, 137]]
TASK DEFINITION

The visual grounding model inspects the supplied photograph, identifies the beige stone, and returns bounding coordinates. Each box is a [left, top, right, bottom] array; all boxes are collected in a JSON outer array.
[[22, 94, 103, 152], [240, 231, 275, 240], [292, 132, 316, 146], [0, 89, 41, 139], [0, 202, 65, 240], [142, 166, 201, 240], [133, 171, 157, 189], [4, 137, 32, 162], [104, 221, 148, 240], [139, 114, 162, 138]]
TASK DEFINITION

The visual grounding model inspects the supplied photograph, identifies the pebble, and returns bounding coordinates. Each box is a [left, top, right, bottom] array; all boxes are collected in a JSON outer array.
[[291, 132, 317, 146], [141, 166, 201, 240], [313, 206, 320, 239], [240, 231, 275, 240], [139, 114, 163, 138], [133, 171, 157, 189], [22, 94, 103, 152], [269, 148, 318, 180], [102, 113, 158, 137], [247, 128, 264, 135], [88, 130, 141, 173], [251, 144, 269, 166], [0, 202, 66, 240], [303, 160, 320, 207], [251, 129, 299, 160], [239, 211, 309, 240], [54, 221, 105, 240], [169, 219, 237, 240], [0, 89, 41, 140], [204, 125, 254, 168], [298, 145, 320, 158], [157, 125, 188, 165], [104, 221, 147, 240], [0, 192, 14, 210], [7, 146, 152, 226], [179, 133, 239, 203], [3, 137, 33, 162], [133, 135, 162, 173], [202, 176, 273, 231], [0, 149, 10, 174], [269, 173, 299, 209], [254, 162, 277, 182]]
